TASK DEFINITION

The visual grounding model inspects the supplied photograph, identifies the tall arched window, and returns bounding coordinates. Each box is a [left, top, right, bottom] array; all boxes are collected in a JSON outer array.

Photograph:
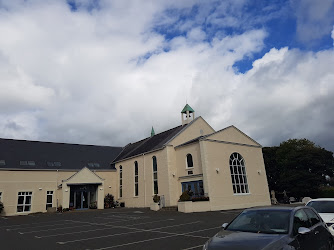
[[134, 161, 139, 196], [152, 156, 158, 194], [119, 165, 123, 198], [186, 154, 193, 168], [229, 152, 249, 194]]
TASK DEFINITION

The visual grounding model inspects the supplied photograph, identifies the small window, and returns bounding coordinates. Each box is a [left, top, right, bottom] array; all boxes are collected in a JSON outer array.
[[20, 161, 28, 166], [119, 166, 123, 198], [46, 191, 53, 210], [186, 154, 193, 168], [187, 170, 193, 175], [88, 163, 94, 167], [0, 160, 5, 166], [28, 161, 35, 166], [0, 192, 2, 202], [134, 161, 139, 197], [152, 156, 158, 195], [17, 191, 32, 212], [94, 163, 100, 167], [47, 162, 54, 167]]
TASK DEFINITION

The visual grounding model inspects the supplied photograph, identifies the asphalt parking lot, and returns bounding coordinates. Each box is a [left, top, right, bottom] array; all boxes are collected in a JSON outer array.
[[0, 208, 243, 250]]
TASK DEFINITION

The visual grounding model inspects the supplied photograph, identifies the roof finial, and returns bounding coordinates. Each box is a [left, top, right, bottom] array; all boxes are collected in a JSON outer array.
[[151, 126, 155, 137]]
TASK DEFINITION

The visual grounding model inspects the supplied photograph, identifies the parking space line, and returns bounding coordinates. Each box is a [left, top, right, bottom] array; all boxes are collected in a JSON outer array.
[[182, 244, 203, 250], [57, 221, 202, 245], [5, 219, 73, 229], [92, 234, 179, 250], [19, 222, 108, 234], [35, 219, 175, 238], [7, 221, 78, 231]]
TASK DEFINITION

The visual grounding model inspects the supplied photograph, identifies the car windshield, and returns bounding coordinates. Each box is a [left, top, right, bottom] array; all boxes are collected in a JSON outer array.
[[306, 201, 334, 213], [226, 210, 290, 234]]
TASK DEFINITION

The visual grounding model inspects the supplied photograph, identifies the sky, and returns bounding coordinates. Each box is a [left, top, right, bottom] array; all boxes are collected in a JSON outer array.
[[0, 0, 334, 152]]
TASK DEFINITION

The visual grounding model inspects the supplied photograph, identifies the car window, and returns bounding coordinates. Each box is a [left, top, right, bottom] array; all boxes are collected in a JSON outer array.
[[306, 201, 334, 213], [293, 209, 311, 235], [304, 208, 321, 226], [227, 210, 290, 234]]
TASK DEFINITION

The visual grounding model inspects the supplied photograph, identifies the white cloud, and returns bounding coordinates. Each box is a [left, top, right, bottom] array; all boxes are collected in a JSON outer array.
[[0, 0, 333, 153], [292, 0, 334, 44]]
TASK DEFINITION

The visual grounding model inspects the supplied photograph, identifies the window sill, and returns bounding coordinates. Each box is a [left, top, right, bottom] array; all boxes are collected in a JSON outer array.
[[233, 193, 251, 196]]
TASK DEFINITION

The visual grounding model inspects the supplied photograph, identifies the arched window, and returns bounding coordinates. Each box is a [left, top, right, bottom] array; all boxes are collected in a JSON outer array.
[[134, 161, 139, 196], [119, 165, 123, 198], [229, 152, 249, 194], [152, 156, 158, 194], [186, 154, 193, 168]]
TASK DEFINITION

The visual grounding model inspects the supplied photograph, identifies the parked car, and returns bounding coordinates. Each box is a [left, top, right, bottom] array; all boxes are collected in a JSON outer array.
[[306, 198, 334, 236], [203, 206, 333, 250]]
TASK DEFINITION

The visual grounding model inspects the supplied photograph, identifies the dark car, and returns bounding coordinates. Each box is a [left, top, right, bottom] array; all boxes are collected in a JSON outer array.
[[203, 206, 333, 250]]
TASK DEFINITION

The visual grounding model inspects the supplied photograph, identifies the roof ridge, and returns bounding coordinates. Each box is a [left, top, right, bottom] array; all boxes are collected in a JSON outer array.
[[0, 137, 121, 148]]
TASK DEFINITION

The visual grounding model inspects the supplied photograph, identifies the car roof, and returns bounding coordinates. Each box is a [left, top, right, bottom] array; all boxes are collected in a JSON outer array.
[[243, 206, 304, 212], [308, 198, 334, 202]]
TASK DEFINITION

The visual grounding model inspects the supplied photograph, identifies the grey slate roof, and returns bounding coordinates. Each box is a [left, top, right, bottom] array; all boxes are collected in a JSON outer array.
[[112, 124, 187, 163], [0, 138, 122, 170]]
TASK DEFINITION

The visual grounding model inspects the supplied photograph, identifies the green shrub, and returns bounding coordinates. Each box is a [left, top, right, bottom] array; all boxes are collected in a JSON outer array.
[[0, 201, 4, 214], [319, 186, 334, 198], [179, 191, 191, 201], [104, 193, 115, 208]]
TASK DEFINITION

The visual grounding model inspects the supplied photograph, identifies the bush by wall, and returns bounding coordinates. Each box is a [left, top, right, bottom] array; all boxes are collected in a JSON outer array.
[[0, 201, 4, 214], [319, 186, 334, 198], [179, 191, 191, 201]]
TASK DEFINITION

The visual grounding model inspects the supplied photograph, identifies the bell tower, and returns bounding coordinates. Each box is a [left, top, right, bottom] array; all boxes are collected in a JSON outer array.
[[181, 104, 195, 125]]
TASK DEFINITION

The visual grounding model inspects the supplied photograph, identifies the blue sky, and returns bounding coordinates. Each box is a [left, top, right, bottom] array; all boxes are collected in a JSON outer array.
[[0, 0, 334, 152]]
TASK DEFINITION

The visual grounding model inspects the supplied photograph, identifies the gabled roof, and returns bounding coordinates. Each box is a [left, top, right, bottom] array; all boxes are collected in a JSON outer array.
[[113, 124, 188, 163], [0, 138, 122, 170], [175, 125, 261, 148]]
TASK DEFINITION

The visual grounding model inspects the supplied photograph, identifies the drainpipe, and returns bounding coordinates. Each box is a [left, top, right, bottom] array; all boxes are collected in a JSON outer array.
[[143, 153, 146, 207]]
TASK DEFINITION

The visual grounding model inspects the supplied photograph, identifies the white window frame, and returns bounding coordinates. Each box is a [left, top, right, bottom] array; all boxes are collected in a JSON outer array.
[[134, 161, 139, 197], [46, 191, 54, 210], [17, 191, 33, 213], [119, 166, 123, 198], [152, 156, 158, 195], [186, 154, 194, 169], [229, 152, 249, 194]]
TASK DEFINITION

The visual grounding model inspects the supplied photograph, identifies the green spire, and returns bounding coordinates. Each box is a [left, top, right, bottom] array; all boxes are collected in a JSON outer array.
[[151, 126, 155, 137], [181, 104, 194, 113]]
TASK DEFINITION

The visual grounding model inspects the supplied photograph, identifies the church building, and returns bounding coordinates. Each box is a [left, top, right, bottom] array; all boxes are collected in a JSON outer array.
[[0, 105, 271, 216]]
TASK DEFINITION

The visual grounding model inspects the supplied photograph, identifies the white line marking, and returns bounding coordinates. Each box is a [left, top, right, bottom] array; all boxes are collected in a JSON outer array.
[[94, 234, 178, 250], [19, 223, 105, 234], [6, 220, 73, 229], [8, 221, 77, 231], [182, 244, 204, 250], [35, 219, 174, 238], [56, 221, 201, 244]]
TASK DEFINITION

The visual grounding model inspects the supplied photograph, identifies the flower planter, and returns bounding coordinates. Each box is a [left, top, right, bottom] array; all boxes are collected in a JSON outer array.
[[177, 201, 193, 213], [178, 201, 211, 213], [150, 203, 160, 211]]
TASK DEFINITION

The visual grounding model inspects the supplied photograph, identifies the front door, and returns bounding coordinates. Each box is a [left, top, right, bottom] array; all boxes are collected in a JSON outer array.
[[74, 191, 89, 209], [70, 185, 97, 209]]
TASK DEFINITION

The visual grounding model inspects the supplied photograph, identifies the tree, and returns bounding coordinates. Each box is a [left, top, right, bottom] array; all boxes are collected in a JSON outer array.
[[263, 139, 334, 199]]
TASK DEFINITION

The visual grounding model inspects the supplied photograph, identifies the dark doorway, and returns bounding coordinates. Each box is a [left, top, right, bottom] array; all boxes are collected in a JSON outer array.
[[69, 185, 97, 209]]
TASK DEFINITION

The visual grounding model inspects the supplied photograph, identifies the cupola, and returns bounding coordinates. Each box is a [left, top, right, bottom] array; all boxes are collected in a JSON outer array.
[[181, 104, 195, 125]]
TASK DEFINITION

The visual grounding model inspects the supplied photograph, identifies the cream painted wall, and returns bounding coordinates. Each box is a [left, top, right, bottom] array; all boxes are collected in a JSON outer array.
[[0, 169, 116, 216], [206, 126, 260, 146], [175, 143, 203, 177], [168, 117, 215, 147], [200, 140, 271, 211], [115, 148, 172, 208]]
